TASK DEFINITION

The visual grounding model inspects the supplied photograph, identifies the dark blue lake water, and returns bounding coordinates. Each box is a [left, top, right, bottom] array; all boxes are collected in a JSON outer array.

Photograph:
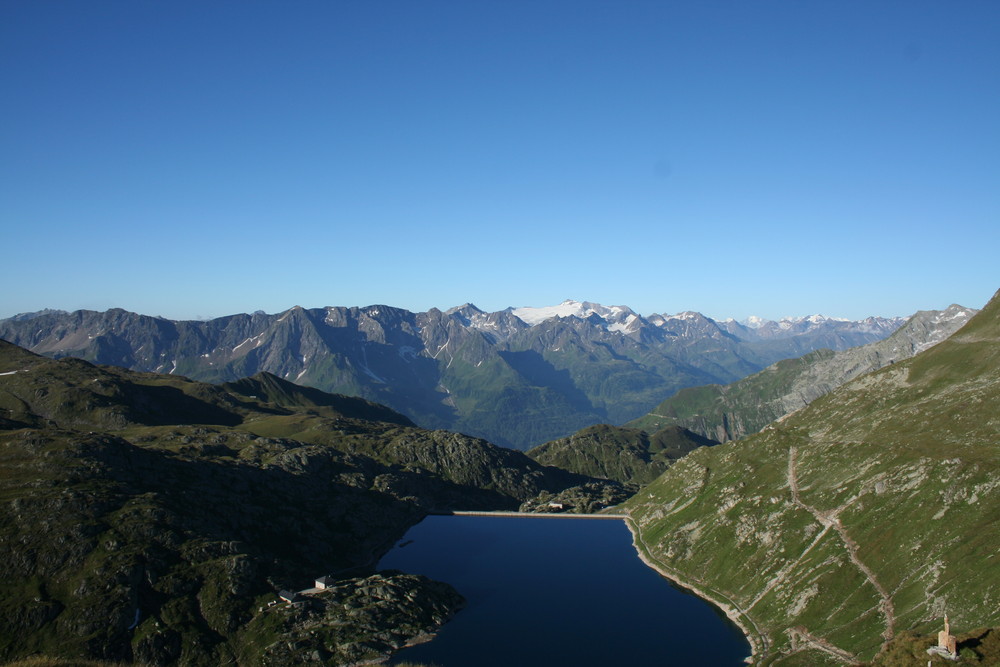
[[379, 515, 750, 666]]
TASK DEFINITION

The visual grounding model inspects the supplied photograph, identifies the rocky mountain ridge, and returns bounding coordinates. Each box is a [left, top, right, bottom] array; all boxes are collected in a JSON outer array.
[[527, 423, 718, 487], [629, 303, 976, 442], [0, 301, 905, 449]]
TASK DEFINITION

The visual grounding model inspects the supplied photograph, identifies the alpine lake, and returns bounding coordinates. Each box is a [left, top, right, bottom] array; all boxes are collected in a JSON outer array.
[[379, 514, 751, 666]]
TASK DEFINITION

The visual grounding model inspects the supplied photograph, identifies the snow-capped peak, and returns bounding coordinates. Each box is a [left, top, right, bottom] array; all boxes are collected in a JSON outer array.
[[742, 315, 768, 329], [781, 314, 849, 325], [510, 300, 633, 327]]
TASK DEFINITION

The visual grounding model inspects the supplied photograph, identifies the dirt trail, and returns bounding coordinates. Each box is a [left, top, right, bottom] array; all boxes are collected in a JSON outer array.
[[787, 446, 896, 649], [745, 521, 832, 612], [788, 626, 861, 664]]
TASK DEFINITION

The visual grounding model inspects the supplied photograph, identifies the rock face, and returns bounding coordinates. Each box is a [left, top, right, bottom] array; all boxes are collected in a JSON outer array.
[[626, 290, 1000, 665], [0, 340, 620, 665], [0, 302, 904, 449], [629, 304, 976, 442], [527, 423, 718, 487]]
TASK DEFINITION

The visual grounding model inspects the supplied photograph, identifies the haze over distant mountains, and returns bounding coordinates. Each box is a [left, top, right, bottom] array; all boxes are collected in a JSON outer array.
[[0, 300, 905, 449]]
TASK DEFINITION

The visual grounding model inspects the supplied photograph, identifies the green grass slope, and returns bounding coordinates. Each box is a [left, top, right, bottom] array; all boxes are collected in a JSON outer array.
[[626, 288, 1000, 666], [222, 371, 416, 426]]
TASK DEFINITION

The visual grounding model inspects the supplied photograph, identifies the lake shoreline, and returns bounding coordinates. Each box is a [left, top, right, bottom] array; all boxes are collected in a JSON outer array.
[[383, 513, 750, 666], [623, 516, 764, 664]]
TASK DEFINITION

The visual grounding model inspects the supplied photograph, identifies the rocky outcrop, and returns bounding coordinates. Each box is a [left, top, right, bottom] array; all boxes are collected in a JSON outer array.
[[0, 427, 429, 665], [527, 423, 718, 486], [249, 572, 464, 666], [519, 481, 635, 514]]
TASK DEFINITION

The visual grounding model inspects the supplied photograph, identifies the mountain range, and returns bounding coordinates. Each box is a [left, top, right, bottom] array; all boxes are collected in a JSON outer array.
[[629, 303, 977, 442], [0, 301, 905, 450]]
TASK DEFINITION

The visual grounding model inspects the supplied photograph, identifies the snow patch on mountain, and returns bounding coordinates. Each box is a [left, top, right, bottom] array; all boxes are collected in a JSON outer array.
[[933, 306, 974, 325], [608, 313, 641, 334], [915, 305, 976, 352], [233, 334, 265, 352]]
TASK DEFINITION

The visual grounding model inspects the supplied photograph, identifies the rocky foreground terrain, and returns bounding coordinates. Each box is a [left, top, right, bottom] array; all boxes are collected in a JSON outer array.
[[0, 340, 621, 665], [626, 290, 1000, 665]]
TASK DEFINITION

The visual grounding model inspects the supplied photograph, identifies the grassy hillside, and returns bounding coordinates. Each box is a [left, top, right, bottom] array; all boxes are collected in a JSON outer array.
[[626, 289, 1000, 666]]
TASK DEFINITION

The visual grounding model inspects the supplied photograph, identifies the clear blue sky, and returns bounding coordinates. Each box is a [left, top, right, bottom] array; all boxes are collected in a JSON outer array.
[[2, 1, 998, 322]]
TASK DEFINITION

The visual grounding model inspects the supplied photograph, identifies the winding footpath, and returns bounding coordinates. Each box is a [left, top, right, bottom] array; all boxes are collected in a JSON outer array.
[[625, 446, 897, 665], [786, 626, 860, 664], [787, 446, 896, 653]]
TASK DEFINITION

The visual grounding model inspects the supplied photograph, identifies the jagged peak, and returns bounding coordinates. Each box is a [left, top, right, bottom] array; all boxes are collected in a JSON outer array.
[[663, 310, 713, 322], [275, 305, 305, 322], [445, 303, 484, 316], [361, 304, 411, 317], [780, 313, 849, 324]]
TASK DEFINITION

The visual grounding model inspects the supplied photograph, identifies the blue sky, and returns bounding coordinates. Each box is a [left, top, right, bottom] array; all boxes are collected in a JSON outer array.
[[2, 1, 998, 322]]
